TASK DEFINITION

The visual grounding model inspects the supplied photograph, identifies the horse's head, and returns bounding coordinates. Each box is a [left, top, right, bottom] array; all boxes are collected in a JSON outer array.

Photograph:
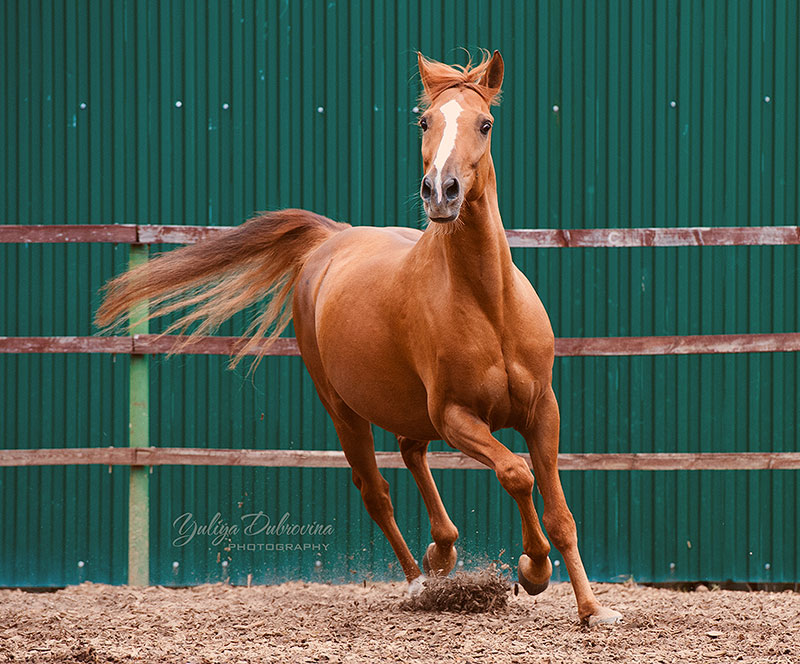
[[417, 50, 504, 225]]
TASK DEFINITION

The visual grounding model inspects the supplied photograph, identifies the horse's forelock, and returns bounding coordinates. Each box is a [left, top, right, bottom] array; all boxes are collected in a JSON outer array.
[[418, 51, 502, 109]]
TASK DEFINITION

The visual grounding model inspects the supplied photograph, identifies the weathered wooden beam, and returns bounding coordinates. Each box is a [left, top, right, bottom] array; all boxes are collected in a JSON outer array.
[[0, 448, 136, 466], [556, 452, 800, 471], [2, 224, 799, 247], [131, 334, 301, 356], [136, 224, 231, 244], [0, 337, 133, 353], [3, 334, 800, 357], [555, 333, 800, 356], [0, 224, 138, 243], [135, 448, 353, 468], [504, 226, 800, 247], [2, 448, 799, 471]]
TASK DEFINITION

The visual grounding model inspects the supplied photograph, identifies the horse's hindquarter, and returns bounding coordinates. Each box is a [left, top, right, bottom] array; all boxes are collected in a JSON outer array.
[[294, 226, 440, 440]]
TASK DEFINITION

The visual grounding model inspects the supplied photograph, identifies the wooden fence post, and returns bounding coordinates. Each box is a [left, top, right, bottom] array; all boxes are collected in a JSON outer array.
[[128, 244, 150, 586]]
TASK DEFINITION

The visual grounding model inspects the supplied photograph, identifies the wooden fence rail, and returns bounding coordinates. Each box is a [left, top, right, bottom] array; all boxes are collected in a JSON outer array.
[[2, 223, 800, 247], [3, 333, 800, 356], [2, 447, 800, 471]]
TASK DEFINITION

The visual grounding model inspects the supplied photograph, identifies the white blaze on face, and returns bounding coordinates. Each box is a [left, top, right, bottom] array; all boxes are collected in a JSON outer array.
[[432, 99, 463, 199]]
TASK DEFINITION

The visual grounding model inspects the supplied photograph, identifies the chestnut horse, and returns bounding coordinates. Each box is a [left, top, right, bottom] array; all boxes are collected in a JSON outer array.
[[97, 51, 621, 625]]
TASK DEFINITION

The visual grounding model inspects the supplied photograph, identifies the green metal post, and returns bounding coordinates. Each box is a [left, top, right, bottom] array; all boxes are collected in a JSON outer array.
[[128, 244, 150, 586]]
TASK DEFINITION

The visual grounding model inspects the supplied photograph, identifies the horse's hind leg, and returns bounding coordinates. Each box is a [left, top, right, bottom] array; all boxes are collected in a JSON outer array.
[[521, 387, 622, 625], [293, 306, 422, 591], [328, 407, 423, 589], [398, 437, 459, 576]]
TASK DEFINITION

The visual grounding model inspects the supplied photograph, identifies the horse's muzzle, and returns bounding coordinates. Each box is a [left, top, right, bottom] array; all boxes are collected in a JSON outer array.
[[421, 175, 463, 222]]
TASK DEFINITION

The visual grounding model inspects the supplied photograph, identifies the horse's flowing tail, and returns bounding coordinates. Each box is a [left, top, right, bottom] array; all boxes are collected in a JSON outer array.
[[95, 209, 349, 367]]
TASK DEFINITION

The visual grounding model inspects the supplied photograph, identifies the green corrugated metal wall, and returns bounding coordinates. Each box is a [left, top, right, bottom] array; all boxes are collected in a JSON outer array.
[[1, 0, 799, 587]]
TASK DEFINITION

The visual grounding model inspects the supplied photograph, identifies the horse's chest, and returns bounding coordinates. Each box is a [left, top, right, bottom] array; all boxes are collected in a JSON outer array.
[[432, 337, 511, 414], [434, 338, 546, 429]]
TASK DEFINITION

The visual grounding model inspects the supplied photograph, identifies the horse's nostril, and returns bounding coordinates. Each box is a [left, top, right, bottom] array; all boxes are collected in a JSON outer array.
[[420, 177, 433, 200], [444, 178, 460, 201]]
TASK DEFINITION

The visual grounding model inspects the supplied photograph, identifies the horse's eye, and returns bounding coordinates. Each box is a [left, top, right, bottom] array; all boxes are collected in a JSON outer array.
[[480, 121, 492, 135], [419, 117, 428, 131]]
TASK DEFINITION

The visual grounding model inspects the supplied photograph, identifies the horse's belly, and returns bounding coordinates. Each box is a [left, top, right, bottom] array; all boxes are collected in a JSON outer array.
[[298, 229, 440, 440], [318, 328, 440, 441]]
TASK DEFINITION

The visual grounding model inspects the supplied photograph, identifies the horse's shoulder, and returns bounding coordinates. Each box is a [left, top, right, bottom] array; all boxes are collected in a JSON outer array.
[[508, 267, 554, 339]]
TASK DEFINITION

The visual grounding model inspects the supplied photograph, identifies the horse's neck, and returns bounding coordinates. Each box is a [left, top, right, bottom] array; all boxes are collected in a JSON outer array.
[[416, 182, 515, 319]]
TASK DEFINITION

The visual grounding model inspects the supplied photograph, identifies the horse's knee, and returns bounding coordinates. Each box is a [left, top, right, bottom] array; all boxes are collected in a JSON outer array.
[[543, 508, 577, 551], [495, 456, 534, 498]]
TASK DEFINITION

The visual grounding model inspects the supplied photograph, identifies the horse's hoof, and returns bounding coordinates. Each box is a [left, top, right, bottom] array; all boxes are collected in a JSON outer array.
[[422, 542, 457, 577], [406, 574, 428, 598], [517, 553, 552, 596], [585, 607, 623, 627]]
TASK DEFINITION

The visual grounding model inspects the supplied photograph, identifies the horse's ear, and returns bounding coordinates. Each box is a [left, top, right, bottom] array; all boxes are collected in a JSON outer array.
[[481, 50, 504, 95], [417, 52, 436, 100]]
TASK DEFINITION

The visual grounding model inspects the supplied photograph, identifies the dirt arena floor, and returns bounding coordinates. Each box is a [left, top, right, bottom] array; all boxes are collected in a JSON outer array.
[[1, 579, 799, 663]]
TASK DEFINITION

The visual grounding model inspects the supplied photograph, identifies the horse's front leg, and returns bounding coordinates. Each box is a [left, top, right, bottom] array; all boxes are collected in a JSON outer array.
[[520, 386, 622, 626], [434, 405, 553, 592]]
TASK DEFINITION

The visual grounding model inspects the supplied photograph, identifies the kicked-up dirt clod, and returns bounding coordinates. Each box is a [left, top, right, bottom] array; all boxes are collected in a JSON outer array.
[[400, 565, 512, 613]]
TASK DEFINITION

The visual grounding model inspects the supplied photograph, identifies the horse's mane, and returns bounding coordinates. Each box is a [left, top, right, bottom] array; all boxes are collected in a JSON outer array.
[[418, 50, 502, 108]]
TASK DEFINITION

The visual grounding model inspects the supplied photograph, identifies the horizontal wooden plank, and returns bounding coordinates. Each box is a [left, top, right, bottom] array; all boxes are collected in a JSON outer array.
[[131, 334, 301, 356], [134, 448, 353, 468], [136, 224, 231, 244], [2, 334, 799, 356], [504, 226, 800, 247], [0, 336, 133, 353], [0, 224, 138, 243], [556, 452, 800, 471], [555, 333, 800, 356], [2, 448, 799, 470], [0, 448, 137, 466], [1, 224, 799, 247]]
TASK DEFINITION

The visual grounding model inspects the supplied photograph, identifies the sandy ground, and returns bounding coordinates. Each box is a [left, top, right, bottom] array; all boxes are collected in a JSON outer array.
[[1, 580, 799, 663]]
